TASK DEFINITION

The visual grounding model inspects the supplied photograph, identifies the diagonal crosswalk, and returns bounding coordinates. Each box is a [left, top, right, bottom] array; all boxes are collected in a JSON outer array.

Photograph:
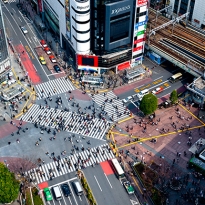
[[25, 143, 115, 185], [35, 77, 75, 99], [90, 91, 130, 122], [21, 104, 111, 140]]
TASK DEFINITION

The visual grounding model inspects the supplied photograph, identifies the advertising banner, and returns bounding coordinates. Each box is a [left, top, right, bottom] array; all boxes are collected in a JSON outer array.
[[137, 30, 145, 36], [137, 0, 148, 6], [38, 0, 43, 12], [133, 45, 143, 52], [134, 38, 144, 44]]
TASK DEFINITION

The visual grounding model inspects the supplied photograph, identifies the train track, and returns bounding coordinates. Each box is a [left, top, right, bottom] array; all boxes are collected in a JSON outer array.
[[157, 30, 205, 61], [149, 40, 205, 72]]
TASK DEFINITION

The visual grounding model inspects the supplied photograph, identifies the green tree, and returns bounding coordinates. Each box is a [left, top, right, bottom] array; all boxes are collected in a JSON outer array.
[[0, 162, 19, 203], [139, 93, 158, 115], [170, 90, 178, 104]]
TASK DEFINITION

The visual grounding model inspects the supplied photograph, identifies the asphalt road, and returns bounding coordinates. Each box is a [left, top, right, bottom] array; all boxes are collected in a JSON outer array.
[[2, 2, 53, 82], [117, 59, 193, 101], [42, 176, 88, 205], [83, 165, 135, 205]]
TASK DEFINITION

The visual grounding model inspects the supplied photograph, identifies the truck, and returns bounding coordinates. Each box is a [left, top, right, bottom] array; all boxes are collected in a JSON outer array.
[[123, 181, 135, 194]]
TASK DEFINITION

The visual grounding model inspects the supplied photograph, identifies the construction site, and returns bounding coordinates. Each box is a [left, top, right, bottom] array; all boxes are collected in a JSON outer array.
[[146, 8, 205, 104]]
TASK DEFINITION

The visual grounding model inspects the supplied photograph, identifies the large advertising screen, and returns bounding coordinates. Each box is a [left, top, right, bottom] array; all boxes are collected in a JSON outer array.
[[105, 0, 133, 50], [65, 0, 70, 39]]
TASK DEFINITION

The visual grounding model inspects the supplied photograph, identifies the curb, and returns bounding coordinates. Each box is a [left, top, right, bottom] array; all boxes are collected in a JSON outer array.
[[77, 170, 98, 205]]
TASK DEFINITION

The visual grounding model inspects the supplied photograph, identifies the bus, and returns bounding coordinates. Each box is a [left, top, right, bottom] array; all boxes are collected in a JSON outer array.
[[169, 72, 182, 83], [111, 158, 125, 179]]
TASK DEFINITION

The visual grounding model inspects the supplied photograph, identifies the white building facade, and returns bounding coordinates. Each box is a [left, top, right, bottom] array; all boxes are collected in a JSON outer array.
[[169, 0, 205, 28]]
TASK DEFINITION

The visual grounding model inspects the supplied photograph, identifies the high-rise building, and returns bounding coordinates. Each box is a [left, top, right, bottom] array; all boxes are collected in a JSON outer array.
[[39, 0, 148, 74], [169, 0, 205, 28], [0, 2, 11, 83]]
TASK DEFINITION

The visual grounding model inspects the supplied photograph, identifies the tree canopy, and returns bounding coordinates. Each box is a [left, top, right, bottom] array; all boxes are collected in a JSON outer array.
[[139, 93, 158, 115], [0, 162, 19, 203], [170, 90, 178, 104]]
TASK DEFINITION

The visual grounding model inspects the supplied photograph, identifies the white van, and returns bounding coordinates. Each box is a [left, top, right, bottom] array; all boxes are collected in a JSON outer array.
[[137, 89, 149, 100], [53, 186, 62, 201], [72, 181, 83, 196]]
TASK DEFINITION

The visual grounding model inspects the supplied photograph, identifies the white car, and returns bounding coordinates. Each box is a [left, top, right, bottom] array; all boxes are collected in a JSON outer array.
[[21, 26, 28, 34], [122, 96, 132, 103]]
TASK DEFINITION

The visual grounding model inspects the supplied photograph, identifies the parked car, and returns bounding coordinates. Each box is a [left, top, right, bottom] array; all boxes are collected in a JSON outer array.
[[61, 183, 71, 197], [152, 86, 164, 95], [49, 55, 57, 63], [21, 26, 28, 34], [39, 56, 46, 65], [43, 188, 53, 201], [44, 47, 52, 55], [40, 40, 48, 48], [53, 65, 61, 72]]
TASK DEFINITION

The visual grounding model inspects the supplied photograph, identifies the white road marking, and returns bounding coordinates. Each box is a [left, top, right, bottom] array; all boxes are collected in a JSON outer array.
[[33, 65, 37, 71], [94, 175, 102, 191], [104, 173, 112, 188], [3, 13, 17, 35], [4, 6, 50, 81]]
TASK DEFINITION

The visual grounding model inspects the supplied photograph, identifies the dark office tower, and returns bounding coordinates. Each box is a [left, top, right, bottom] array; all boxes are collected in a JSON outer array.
[[0, 2, 11, 83]]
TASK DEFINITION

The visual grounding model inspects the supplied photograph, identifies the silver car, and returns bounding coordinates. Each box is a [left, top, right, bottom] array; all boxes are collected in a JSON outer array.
[[21, 26, 28, 34]]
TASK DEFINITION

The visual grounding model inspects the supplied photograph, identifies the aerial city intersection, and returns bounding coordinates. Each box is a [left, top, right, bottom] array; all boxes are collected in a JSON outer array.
[[1, 0, 205, 205]]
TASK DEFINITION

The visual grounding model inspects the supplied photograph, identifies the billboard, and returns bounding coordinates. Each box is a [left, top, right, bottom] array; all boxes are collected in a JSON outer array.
[[65, 0, 70, 39], [38, 0, 43, 12], [77, 54, 98, 67], [137, 0, 148, 6], [104, 0, 133, 50]]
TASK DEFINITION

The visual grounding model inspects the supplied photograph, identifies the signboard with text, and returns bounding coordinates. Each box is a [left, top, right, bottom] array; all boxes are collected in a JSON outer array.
[[137, 0, 148, 6], [133, 45, 143, 52]]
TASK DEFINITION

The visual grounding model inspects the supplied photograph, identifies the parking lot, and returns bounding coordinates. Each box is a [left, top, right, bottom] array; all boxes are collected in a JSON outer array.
[[42, 177, 88, 205]]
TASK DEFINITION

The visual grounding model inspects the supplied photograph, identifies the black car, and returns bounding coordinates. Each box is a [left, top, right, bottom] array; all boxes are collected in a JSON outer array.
[[61, 183, 71, 197], [53, 65, 61, 72]]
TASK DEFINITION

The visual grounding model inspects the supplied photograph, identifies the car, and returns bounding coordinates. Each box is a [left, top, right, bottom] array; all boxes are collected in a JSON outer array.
[[122, 96, 132, 103], [44, 47, 52, 55], [61, 183, 71, 197], [49, 55, 57, 63], [40, 40, 48, 48], [39, 56, 46, 65], [21, 26, 28, 34], [152, 86, 164, 95], [43, 188, 53, 201], [53, 65, 61, 72]]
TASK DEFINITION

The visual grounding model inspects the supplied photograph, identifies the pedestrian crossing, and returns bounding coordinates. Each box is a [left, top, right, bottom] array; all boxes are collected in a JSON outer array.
[[35, 77, 75, 99], [21, 104, 111, 140], [25, 143, 115, 184], [90, 91, 131, 122]]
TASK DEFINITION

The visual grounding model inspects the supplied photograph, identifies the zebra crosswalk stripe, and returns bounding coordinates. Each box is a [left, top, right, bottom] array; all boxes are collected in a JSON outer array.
[[35, 77, 75, 99], [21, 104, 111, 140], [25, 144, 115, 184], [90, 91, 130, 122]]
